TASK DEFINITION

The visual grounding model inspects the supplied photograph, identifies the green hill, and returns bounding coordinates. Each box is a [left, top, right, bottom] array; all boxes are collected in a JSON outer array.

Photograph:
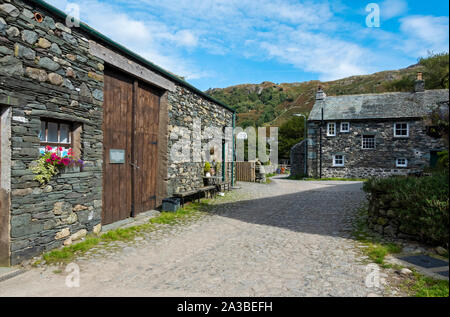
[[206, 53, 449, 128]]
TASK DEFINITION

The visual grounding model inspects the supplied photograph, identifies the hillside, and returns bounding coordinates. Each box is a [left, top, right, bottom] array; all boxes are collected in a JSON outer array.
[[206, 65, 428, 127]]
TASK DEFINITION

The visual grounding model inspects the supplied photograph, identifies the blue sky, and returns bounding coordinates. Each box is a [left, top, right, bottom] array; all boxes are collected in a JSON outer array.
[[47, 0, 449, 90]]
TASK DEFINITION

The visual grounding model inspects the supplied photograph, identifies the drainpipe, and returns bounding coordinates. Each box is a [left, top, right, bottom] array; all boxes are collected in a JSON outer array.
[[222, 127, 226, 182], [231, 112, 236, 187], [320, 108, 323, 179]]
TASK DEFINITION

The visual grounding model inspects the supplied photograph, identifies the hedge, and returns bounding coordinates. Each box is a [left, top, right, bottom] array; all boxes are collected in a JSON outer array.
[[363, 173, 449, 247]]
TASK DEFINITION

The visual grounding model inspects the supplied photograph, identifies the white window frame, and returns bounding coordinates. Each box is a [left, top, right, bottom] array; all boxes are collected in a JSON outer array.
[[340, 122, 350, 133], [327, 122, 336, 136], [394, 122, 409, 138], [361, 135, 376, 149], [396, 158, 408, 167], [333, 154, 345, 167]]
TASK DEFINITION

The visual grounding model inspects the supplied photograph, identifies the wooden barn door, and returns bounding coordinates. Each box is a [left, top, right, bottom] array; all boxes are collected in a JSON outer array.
[[133, 82, 161, 214], [103, 68, 161, 225], [103, 70, 134, 225]]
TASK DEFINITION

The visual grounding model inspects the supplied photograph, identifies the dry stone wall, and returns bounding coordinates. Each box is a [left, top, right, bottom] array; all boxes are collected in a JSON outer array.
[[167, 85, 234, 195]]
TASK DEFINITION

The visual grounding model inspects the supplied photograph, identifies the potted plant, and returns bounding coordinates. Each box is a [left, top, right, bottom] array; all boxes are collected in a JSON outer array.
[[31, 146, 85, 184], [204, 161, 211, 177]]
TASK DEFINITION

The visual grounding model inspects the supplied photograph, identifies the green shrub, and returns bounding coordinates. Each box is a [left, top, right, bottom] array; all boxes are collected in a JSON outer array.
[[363, 173, 449, 247], [204, 162, 211, 175]]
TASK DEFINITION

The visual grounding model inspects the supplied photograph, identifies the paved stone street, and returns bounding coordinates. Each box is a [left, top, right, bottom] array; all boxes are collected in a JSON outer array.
[[0, 177, 388, 297]]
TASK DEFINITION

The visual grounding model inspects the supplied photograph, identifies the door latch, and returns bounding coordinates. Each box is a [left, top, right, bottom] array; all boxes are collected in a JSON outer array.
[[130, 161, 140, 169]]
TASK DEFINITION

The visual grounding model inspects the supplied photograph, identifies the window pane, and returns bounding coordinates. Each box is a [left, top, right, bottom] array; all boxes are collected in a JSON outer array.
[[334, 155, 344, 165], [362, 135, 375, 149], [47, 122, 58, 142], [60, 124, 70, 144], [328, 123, 335, 135], [39, 121, 46, 141], [395, 123, 407, 136]]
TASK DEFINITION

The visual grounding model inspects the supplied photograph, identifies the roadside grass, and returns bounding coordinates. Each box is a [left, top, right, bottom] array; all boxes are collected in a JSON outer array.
[[40, 202, 209, 265], [353, 206, 449, 297], [408, 272, 449, 297], [352, 208, 402, 266]]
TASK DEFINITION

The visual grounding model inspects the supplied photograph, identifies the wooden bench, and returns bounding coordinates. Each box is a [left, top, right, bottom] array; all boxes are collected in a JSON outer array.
[[174, 185, 218, 207], [198, 185, 217, 199], [173, 189, 201, 207]]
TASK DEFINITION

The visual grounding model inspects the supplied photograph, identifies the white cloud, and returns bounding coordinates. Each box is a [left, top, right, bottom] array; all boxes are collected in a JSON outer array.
[[381, 0, 408, 20], [399, 15, 449, 56], [259, 28, 372, 80], [46, 0, 207, 79], [46, 0, 449, 85]]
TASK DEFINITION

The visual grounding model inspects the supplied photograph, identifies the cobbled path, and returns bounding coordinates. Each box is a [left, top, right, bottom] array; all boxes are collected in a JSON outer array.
[[0, 177, 388, 296]]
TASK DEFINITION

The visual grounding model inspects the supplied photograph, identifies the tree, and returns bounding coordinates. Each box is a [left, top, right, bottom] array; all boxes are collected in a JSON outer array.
[[419, 52, 449, 89], [278, 116, 305, 160]]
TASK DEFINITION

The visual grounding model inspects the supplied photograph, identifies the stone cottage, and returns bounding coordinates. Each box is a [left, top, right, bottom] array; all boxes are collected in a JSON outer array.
[[304, 74, 448, 179], [0, 0, 235, 266]]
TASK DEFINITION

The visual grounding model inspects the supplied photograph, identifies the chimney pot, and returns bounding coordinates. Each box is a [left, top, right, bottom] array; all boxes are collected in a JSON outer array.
[[417, 72, 423, 81], [414, 72, 425, 92], [316, 86, 326, 100]]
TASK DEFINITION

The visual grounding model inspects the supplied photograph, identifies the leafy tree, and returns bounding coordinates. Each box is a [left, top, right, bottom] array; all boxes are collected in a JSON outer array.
[[419, 52, 449, 89], [278, 116, 305, 159]]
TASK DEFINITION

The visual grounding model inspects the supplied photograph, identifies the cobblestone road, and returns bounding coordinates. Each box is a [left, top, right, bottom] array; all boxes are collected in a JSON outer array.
[[0, 177, 388, 296]]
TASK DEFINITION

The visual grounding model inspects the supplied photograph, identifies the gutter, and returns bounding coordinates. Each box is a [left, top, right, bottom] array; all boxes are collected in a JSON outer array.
[[29, 0, 236, 114]]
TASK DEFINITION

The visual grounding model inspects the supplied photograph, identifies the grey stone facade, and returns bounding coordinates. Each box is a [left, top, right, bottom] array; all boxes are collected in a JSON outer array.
[[167, 85, 234, 195], [307, 88, 448, 179], [0, 0, 234, 265], [1, 0, 104, 265]]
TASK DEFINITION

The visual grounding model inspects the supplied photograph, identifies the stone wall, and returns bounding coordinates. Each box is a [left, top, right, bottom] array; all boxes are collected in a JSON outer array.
[[167, 85, 234, 195], [1, 0, 105, 264], [307, 119, 446, 178], [366, 192, 410, 240]]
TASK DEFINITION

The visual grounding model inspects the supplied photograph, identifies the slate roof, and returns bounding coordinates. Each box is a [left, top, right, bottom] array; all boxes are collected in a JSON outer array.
[[308, 89, 449, 121]]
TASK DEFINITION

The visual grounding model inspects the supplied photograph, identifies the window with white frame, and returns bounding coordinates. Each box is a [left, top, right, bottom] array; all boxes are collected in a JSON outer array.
[[362, 135, 376, 149], [396, 158, 408, 167], [340, 122, 350, 132], [394, 123, 409, 137], [333, 154, 345, 167], [327, 122, 336, 136]]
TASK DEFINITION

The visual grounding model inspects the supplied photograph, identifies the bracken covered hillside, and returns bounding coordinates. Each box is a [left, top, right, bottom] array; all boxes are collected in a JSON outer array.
[[206, 65, 427, 127]]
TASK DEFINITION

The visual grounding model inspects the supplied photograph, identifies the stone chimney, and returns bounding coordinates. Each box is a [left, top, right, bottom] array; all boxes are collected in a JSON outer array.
[[316, 86, 326, 100], [414, 72, 425, 92]]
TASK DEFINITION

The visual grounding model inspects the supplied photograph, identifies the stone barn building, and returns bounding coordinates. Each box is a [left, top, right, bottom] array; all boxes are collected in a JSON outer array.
[[0, 0, 235, 265], [305, 75, 448, 179]]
